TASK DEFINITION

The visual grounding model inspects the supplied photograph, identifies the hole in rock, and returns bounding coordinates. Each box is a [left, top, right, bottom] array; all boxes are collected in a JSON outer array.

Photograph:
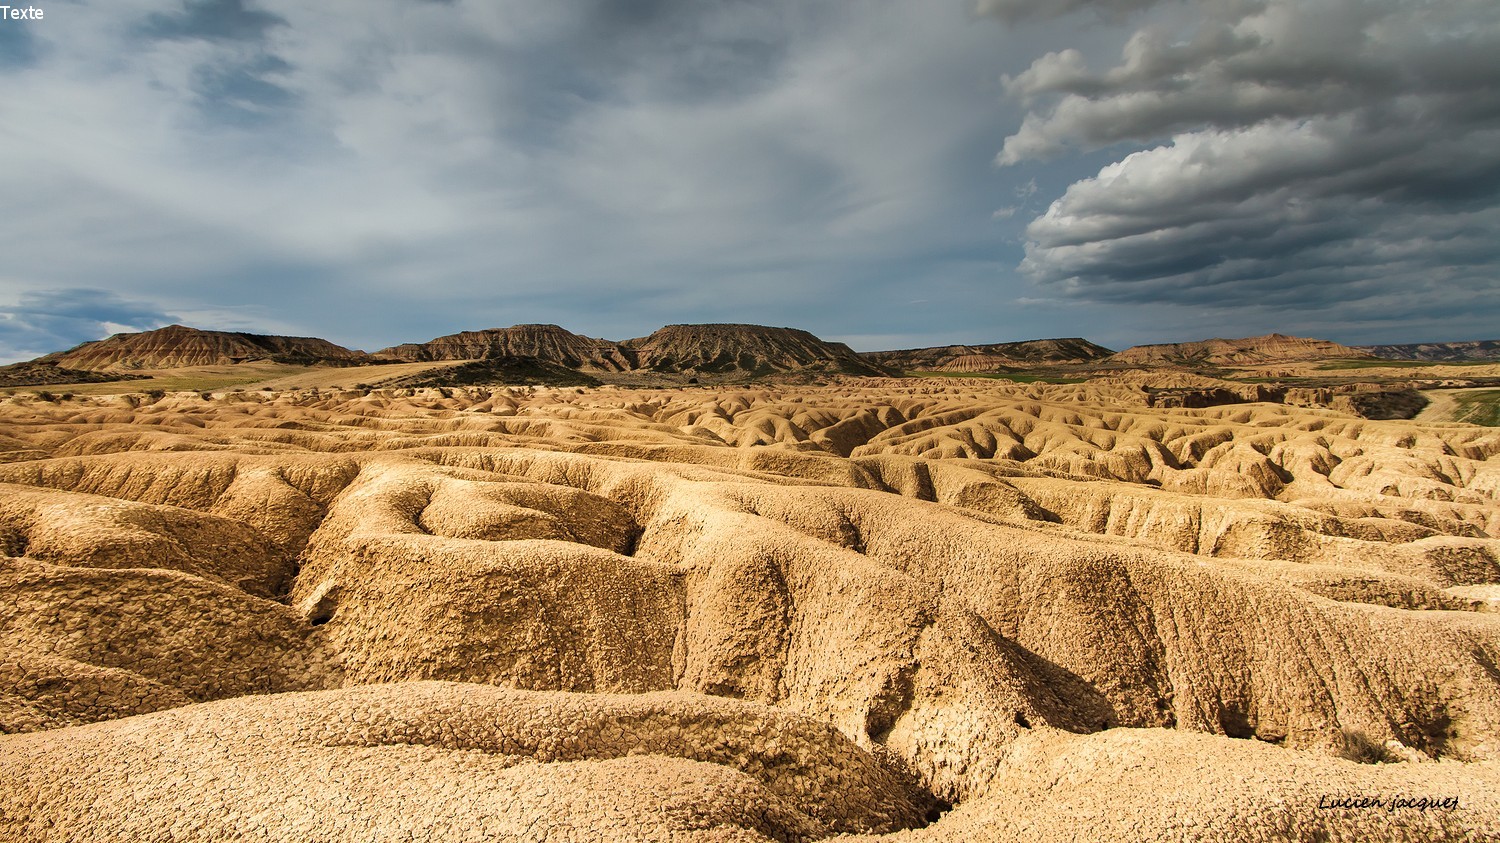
[[306, 590, 339, 626], [1, 531, 29, 559], [1218, 708, 1255, 740], [1416, 711, 1455, 758], [1014, 711, 1031, 729], [618, 525, 642, 557], [924, 800, 954, 825], [273, 560, 303, 602]]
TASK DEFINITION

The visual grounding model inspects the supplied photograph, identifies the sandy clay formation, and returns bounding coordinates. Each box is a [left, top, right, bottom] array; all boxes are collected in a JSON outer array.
[[1, 378, 1498, 841]]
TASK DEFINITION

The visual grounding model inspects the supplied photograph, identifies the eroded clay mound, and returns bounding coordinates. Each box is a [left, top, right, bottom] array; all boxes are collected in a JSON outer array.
[[846, 728, 1500, 843], [0, 382, 1497, 841], [0, 682, 939, 842]]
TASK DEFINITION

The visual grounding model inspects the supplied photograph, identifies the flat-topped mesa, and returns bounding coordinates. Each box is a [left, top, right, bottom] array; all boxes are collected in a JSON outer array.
[[39, 324, 371, 371], [622, 323, 891, 377], [1110, 333, 1371, 366], [378, 324, 635, 372], [863, 337, 1114, 372], [1358, 339, 1500, 362]]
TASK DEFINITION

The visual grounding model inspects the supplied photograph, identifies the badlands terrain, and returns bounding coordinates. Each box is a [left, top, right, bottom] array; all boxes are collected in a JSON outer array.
[[1, 325, 1500, 841]]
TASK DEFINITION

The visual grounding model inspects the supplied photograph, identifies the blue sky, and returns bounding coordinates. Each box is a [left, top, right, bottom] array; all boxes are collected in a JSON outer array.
[[1, 0, 1497, 362]]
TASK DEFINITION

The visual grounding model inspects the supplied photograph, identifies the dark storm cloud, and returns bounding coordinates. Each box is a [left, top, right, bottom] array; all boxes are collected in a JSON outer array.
[[0, 289, 177, 363], [121, 2, 303, 133], [974, 0, 1175, 25], [141, 0, 287, 43], [1000, 0, 1500, 326], [489, 0, 792, 118], [190, 54, 299, 127], [998, 0, 1500, 163]]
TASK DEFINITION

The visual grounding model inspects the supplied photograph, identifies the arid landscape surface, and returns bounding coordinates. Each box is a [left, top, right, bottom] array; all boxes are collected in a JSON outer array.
[[2, 326, 1500, 841]]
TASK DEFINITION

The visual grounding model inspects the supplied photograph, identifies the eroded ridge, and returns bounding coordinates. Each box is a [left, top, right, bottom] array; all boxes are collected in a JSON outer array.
[[1, 382, 1497, 841]]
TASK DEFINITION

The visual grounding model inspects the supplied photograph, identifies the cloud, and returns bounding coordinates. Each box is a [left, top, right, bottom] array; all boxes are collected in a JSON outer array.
[[13, 0, 1484, 354], [998, 0, 1500, 164], [0, 0, 1037, 351], [1002, 0, 1500, 326], [0, 289, 178, 364], [974, 0, 1173, 25], [0, 10, 39, 69], [141, 0, 287, 42]]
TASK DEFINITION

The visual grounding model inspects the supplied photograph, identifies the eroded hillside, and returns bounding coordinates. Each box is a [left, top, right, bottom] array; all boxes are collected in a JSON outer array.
[[42, 324, 373, 370], [1, 379, 1497, 841]]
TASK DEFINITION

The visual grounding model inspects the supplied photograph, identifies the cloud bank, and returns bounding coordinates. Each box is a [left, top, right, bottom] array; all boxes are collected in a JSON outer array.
[[0, 0, 1496, 361], [999, 0, 1500, 333], [0, 0, 1038, 359]]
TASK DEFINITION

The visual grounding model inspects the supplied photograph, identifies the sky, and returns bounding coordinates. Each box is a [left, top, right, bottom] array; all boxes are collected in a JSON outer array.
[[1, 0, 1497, 362]]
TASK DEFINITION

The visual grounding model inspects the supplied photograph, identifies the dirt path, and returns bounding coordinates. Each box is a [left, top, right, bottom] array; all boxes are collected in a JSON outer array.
[[1415, 387, 1500, 423]]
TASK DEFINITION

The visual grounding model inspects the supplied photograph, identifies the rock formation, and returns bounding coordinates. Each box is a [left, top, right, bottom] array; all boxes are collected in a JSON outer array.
[[622, 323, 889, 377], [1359, 340, 1500, 362], [41, 324, 372, 370], [377, 324, 636, 371], [380, 323, 890, 379], [862, 337, 1113, 372], [1111, 333, 1371, 366]]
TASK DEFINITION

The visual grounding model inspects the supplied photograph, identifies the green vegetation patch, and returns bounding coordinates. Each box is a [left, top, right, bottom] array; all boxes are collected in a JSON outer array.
[[5, 368, 302, 397], [1453, 390, 1500, 426], [380, 357, 601, 388], [0, 362, 149, 388], [905, 370, 1087, 384]]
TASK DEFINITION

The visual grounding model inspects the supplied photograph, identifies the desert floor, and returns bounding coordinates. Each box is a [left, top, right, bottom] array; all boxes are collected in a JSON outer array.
[[1, 378, 1497, 841]]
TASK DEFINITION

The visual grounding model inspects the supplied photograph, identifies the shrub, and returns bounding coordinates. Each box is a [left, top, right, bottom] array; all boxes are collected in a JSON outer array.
[[1337, 730, 1395, 764]]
